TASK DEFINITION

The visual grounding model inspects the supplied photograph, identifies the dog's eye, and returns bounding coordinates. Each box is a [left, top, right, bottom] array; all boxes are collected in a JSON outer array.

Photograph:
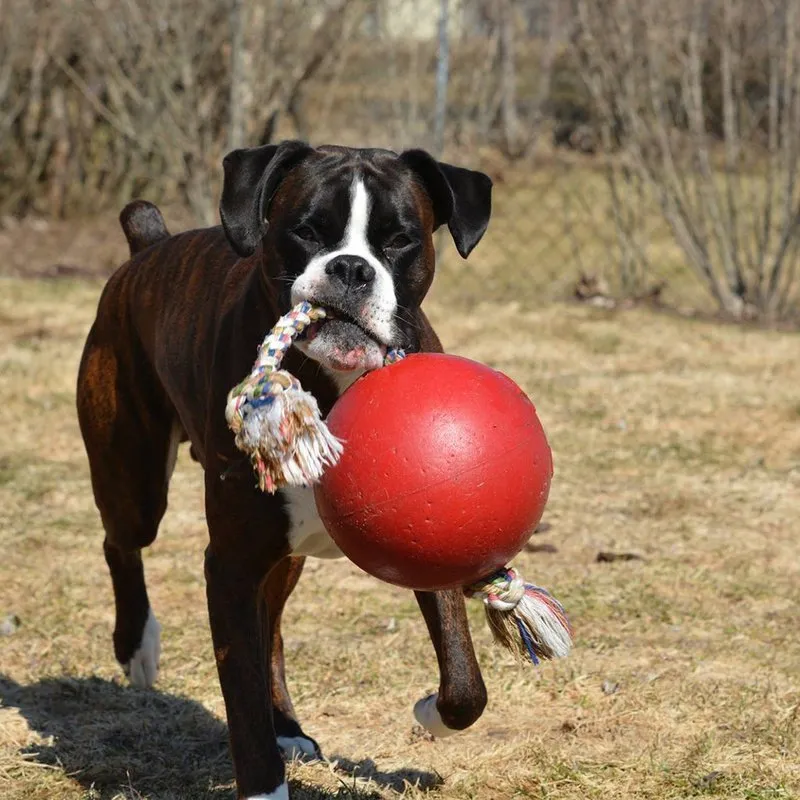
[[293, 225, 318, 243], [385, 233, 413, 250]]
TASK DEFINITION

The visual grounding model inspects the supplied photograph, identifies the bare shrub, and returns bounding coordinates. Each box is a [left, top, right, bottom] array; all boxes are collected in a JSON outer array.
[[575, 0, 800, 320], [70, 0, 365, 224], [0, 0, 78, 217], [0, 0, 366, 222]]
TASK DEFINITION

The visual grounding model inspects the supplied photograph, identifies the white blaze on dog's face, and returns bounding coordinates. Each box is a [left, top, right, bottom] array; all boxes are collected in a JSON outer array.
[[290, 177, 396, 374], [219, 142, 493, 380]]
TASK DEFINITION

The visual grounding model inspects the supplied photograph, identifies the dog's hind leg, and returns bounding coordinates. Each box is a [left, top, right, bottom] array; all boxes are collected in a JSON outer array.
[[262, 556, 322, 762], [77, 326, 179, 689]]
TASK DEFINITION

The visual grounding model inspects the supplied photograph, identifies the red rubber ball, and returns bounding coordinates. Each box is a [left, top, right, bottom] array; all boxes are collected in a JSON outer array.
[[314, 353, 553, 591]]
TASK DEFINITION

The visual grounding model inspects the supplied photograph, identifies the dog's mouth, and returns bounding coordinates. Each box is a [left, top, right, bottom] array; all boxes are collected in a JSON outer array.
[[297, 304, 387, 372], [303, 307, 368, 342]]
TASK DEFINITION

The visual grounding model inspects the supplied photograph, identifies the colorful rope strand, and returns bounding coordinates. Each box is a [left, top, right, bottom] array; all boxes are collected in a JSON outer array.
[[225, 302, 342, 493]]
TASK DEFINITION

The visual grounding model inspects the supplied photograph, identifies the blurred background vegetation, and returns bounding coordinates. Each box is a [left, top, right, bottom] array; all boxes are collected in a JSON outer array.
[[2, 0, 800, 321]]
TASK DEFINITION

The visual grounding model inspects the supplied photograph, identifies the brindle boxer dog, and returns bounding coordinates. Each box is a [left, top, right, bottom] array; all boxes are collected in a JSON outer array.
[[76, 141, 493, 799]]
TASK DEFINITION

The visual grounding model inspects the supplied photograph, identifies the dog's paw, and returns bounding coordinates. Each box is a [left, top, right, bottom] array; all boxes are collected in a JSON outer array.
[[278, 734, 322, 762], [124, 609, 161, 689], [413, 693, 458, 738], [246, 782, 289, 800]]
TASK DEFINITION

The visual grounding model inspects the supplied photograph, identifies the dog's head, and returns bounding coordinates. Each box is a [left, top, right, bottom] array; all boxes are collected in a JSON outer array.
[[219, 141, 492, 373]]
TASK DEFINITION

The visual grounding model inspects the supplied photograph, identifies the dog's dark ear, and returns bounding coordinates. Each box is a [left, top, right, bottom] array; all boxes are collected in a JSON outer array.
[[400, 149, 492, 258], [220, 140, 312, 257]]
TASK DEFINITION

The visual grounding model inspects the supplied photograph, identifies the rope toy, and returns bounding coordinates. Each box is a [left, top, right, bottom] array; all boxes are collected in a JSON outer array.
[[225, 302, 349, 493], [227, 302, 573, 664]]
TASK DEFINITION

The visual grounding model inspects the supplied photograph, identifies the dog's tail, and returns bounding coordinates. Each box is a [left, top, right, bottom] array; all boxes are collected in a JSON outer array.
[[119, 200, 170, 256]]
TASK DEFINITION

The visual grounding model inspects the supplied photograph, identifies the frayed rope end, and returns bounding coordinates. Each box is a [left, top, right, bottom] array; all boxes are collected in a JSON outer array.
[[465, 567, 572, 665], [226, 368, 343, 494]]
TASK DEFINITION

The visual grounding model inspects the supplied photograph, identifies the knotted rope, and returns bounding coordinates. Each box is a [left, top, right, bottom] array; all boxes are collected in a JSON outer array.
[[465, 568, 572, 663], [227, 302, 572, 664]]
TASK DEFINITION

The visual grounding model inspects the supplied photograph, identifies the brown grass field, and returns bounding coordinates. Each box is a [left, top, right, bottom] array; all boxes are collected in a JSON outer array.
[[1, 202, 799, 800]]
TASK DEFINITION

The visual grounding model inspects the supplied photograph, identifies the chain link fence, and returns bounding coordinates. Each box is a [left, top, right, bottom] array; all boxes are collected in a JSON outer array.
[[2, 0, 798, 317]]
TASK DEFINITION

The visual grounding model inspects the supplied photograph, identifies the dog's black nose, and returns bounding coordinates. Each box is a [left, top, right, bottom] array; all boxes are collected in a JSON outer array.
[[325, 256, 376, 289]]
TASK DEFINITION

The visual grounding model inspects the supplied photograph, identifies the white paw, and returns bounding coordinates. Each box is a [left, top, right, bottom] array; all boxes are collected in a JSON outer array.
[[278, 734, 320, 762], [413, 693, 458, 738], [246, 783, 289, 800], [125, 609, 161, 689]]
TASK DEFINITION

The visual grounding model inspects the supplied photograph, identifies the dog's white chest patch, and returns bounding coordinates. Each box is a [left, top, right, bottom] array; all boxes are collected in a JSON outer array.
[[282, 486, 343, 559]]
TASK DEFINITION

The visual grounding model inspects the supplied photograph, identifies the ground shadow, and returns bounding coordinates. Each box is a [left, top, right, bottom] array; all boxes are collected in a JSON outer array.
[[0, 674, 232, 799], [329, 755, 442, 794], [0, 675, 441, 799]]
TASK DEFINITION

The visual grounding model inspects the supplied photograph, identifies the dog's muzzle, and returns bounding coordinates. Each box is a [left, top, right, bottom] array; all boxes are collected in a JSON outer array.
[[294, 294, 389, 372]]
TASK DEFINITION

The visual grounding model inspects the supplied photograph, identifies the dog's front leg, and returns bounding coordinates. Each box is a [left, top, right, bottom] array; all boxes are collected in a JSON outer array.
[[205, 478, 289, 800], [413, 589, 488, 737]]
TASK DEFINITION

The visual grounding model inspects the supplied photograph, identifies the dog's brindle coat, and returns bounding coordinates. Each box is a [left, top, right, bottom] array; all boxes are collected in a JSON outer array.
[[76, 142, 493, 799]]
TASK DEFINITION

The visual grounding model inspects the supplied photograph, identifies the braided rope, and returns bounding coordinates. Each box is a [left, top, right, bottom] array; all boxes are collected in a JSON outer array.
[[226, 301, 327, 423], [225, 302, 342, 493]]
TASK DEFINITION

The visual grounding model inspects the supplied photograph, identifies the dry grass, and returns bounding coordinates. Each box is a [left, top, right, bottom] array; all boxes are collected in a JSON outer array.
[[1, 249, 799, 800]]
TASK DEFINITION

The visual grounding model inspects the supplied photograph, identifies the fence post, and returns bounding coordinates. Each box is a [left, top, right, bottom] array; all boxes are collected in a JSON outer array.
[[433, 0, 450, 264], [433, 0, 450, 158], [229, 0, 246, 152]]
